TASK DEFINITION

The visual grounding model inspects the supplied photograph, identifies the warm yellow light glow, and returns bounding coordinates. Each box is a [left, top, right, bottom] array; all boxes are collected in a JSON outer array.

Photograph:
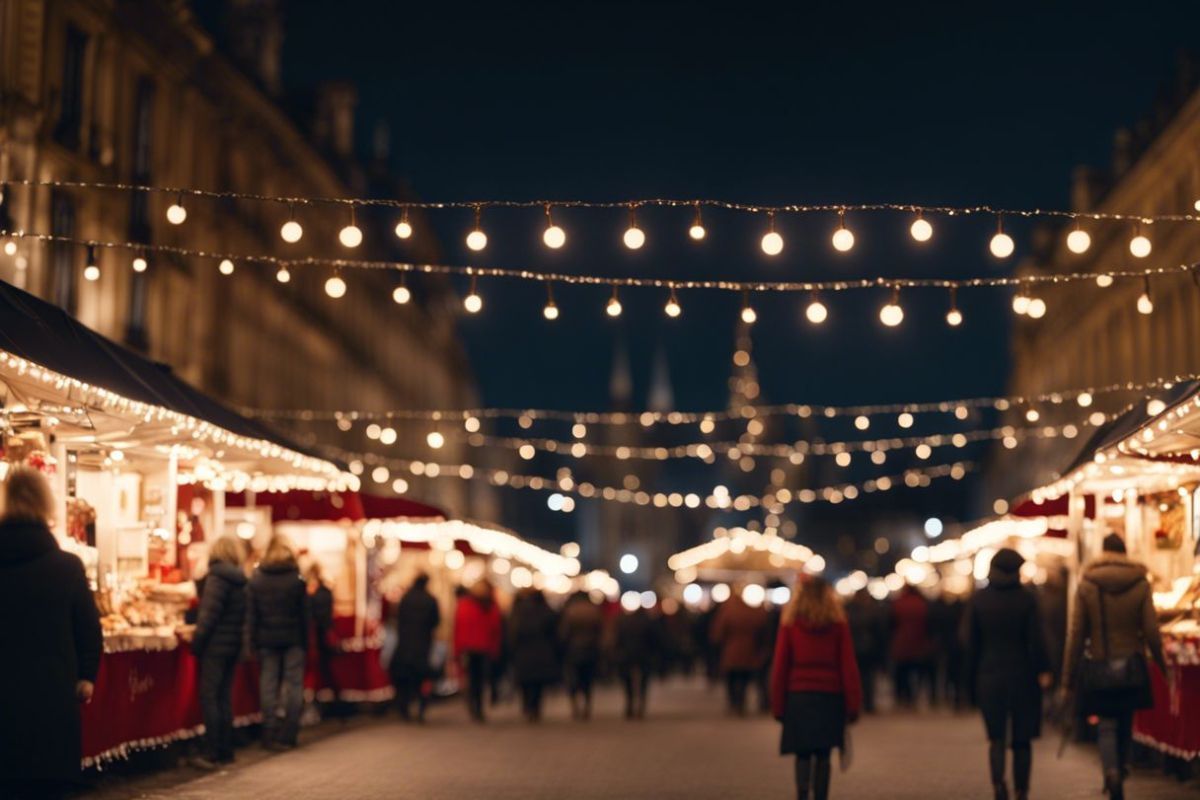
[[898, 412, 914, 428], [166, 203, 187, 225], [832, 226, 855, 252], [1095, 274, 1114, 288], [132, 256, 148, 273], [339, 223, 363, 248], [740, 305, 757, 324], [1137, 292, 1154, 315], [910, 216, 933, 242], [1026, 297, 1046, 319], [879, 301, 904, 327], [1012, 292, 1030, 315], [427, 431, 445, 449], [1076, 392, 1093, 408], [275, 267, 291, 283], [1066, 228, 1090, 254], [664, 295, 682, 318], [761, 231, 784, 256], [543, 224, 566, 249], [218, 258, 235, 276], [606, 295, 623, 317], [393, 285, 412, 304], [379, 427, 397, 445], [2, 241, 16, 256], [464, 292, 483, 314], [854, 415, 870, 431], [623, 226, 645, 250], [394, 219, 413, 239], [325, 275, 347, 298], [543, 301, 559, 320], [806, 299, 828, 324], [1129, 233, 1152, 258], [280, 220, 303, 243], [83, 264, 100, 282], [989, 231, 1014, 258], [689, 223, 706, 241], [946, 308, 963, 327]]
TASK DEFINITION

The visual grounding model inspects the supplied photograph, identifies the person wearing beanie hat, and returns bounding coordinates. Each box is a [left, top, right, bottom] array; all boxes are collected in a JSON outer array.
[[1062, 536, 1166, 800], [962, 547, 1052, 800]]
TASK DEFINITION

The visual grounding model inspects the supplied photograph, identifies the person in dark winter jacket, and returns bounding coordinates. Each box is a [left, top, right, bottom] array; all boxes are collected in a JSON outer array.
[[0, 467, 102, 800], [962, 548, 1052, 800], [1062, 534, 1167, 800], [248, 536, 310, 749], [307, 563, 339, 709], [559, 591, 604, 720], [509, 588, 560, 721], [454, 579, 503, 722], [611, 606, 661, 719], [771, 576, 861, 800], [189, 535, 248, 768], [844, 589, 888, 713], [711, 589, 771, 715], [391, 573, 441, 721]]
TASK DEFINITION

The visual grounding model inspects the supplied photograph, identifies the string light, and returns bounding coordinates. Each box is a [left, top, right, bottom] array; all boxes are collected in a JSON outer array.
[[426, 431, 445, 449], [740, 291, 757, 324], [831, 210, 855, 252], [1026, 294, 1047, 319], [945, 287, 963, 327], [805, 292, 828, 324], [879, 286, 904, 327], [1012, 284, 1030, 316], [83, 245, 100, 282], [1137, 276, 1154, 314], [1066, 221, 1091, 254], [392, 275, 412, 304], [760, 212, 784, 256], [2, 240, 16, 257], [395, 209, 414, 240], [1096, 274, 1114, 288], [606, 285, 623, 318], [623, 206, 645, 250], [1129, 226, 1152, 259], [910, 212, 933, 243], [218, 258, 235, 276], [689, 204, 706, 241], [280, 205, 303, 243], [339, 207, 363, 248], [1076, 392, 1093, 408], [464, 275, 483, 314], [989, 218, 1014, 259], [324, 269, 347, 299], [664, 287, 682, 318], [275, 266, 291, 284], [132, 252, 148, 273], [542, 205, 566, 249], [542, 283, 559, 320], [165, 194, 187, 225], [462, 206, 487, 251]]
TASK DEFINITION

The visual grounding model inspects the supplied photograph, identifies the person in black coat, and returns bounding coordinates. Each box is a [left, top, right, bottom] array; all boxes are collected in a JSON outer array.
[[391, 573, 441, 721], [248, 536, 309, 749], [611, 607, 662, 719], [508, 588, 560, 721], [189, 535, 248, 768], [962, 548, 1052, 800], [0, 467, 102, 799], [306, 563, 340, 711]]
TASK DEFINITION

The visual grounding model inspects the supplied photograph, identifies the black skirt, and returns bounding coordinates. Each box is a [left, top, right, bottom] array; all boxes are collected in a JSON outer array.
[[780, 691, 846, 755]]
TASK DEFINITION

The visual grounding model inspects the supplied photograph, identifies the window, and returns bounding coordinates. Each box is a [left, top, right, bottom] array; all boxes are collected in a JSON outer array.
[[50, 191, 77, 313], [54, 25, 88, 149], [125, 77, 155, 349]]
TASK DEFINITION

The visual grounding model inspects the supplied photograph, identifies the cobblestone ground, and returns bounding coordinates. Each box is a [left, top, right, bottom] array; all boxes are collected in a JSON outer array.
[[84, 678, 1197, 799]]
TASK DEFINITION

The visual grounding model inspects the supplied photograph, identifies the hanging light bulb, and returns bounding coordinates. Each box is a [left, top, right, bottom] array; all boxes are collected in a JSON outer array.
[[664, 287, 682, 318], [945, 287, 963, 327], [1011, 285, 1030, 315], [831, 210, 854, 252], [760, 212, 783, 256], [606, 285, 623, 317], [623, 206, 645, 249], [275, 266, 291, 283], [280, 204, 303, 243], [325, 269, 347, 299], [1129, 226, 1152, 258], [879, 286, 904, 327], [689, 203, 706, 241], [2, 240, 16, 257], [166, 194, 187, 225], [1066, 220, 1090, 254], [427, 430, 445, 449], [542, 283, 559, 320], [805, 292, 828, 324], [910, 211, 933, 243], [132, 252, 148, 273], [394, 208, 413, 239], [989, 218, 1014, 258], [392, 275, 411, 304], [542, 205, 566, 249], [218, 258, 235, 276], [463, 275, 483, 313], [1026, 296, 1047, 319], [83, 245, 100, 282], [339, 207, 363, 248], [740, 291, 757, 324], [1137, 276, 1154, 314]]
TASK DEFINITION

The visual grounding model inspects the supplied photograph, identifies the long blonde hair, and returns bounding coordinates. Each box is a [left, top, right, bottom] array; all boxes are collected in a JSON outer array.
[[208, 535, 245, 567], [2, 466, 56, 524], [261, 535, 297, 567], [782, 576, 844, 627]]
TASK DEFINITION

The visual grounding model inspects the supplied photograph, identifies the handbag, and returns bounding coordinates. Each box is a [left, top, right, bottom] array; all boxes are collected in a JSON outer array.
[[1078, 580, 1148, 694]]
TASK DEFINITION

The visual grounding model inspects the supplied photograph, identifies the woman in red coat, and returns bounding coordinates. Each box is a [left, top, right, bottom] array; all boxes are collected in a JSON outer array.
[[771, 576, 862, 800], [454, 579, 503, 722]]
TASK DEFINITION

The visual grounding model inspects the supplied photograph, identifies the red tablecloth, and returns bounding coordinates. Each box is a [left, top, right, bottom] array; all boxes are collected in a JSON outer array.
[[1134, 661, 1200, 760], [81, 645, 392, 767]]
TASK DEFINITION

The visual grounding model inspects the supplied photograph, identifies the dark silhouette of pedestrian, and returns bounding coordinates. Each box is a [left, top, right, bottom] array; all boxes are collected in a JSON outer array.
[[611, 605, 661, 718], [248, 536, 310, 750], [711, 587, 771, 715], [962, 548, 1052, 800], [844, 589, 888, 713], [0, 467, 102, 800], [391, 573, 441, 722], [771, 576, 861, 800], [454, 579, 503, 722], [307, 563, 340, 713], [560, 591, 604, 720], [189, 535, 248, 769], [508, 588, 559, 721], [1062, 534, 1167, 800], [889, 584, 933, 708]]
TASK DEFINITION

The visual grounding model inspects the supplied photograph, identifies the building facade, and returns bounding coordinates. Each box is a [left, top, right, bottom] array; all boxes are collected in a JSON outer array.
[[0, 0, 492, 517]]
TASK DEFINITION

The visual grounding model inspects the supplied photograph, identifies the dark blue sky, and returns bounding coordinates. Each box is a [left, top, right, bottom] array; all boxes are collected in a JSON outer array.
[[278, 1, 1200, 546]]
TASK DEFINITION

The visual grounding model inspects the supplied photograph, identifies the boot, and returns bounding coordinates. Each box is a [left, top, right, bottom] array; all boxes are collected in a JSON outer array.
[[1104, 770, 1124, 800], [993, 784, 1008, 800]]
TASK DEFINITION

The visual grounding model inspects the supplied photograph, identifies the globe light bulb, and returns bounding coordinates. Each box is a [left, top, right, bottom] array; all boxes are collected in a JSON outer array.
[[464, 292, 483, 314], [1012, 291, 1030, 315], [132, 256, 148, 273], [879, 301, 904, 327], [689, 223, 706, 241], [946, 308, 963, 327], [466, 229, 488, 251], [1026, 297, 1047, 319], [339, 223, 363, 248], [1194, 199, 1200, 213], [166, 201, 187, 225], [989, 231, 1015, 259], [543, 224, 566, 249], [806, 298, 828, 324], [280, 220, 303, 243], [831, 225, 855, 252], [393, 284, 412, 304], [1066, 228, 1090, 254], [543, 301, 559, 320], [2, 240, 16, 256], [761, 231, 784, 256], [218, 258, 235, 276], [1129, 233, 1151, 258], [1095, 274, 1114, 288], [394, 216, 413, 239], [427, 431, 445, 449], [1076, 392, 1093, 407], [275, 267, 291, 283], [84, 264, 100, 282], [606, 294, 623, 317], [910, 216, 933, 242], [664, 293, 682, 318], [325, 275, 347, 298], [741, 305, 757, 324], [623, 225, 645, 250], [1137, 292, 1154, 315]]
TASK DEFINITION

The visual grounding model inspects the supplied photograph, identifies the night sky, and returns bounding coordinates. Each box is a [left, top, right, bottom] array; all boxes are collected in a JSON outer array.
[[274, 2, 1200, 559]]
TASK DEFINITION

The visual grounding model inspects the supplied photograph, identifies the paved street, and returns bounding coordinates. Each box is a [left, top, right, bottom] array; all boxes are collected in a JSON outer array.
[[84, 678, 1197, 799]]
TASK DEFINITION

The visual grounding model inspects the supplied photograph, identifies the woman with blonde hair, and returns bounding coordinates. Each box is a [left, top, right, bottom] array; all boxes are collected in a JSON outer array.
[[248, 535, 310, 750], [770, 576, 861, 800], [0, 466, 102, 798], [190, 535, 248, 768]]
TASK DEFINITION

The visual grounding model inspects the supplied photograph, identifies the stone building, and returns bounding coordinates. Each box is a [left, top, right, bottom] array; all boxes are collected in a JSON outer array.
[[0, 0, 491, 517]]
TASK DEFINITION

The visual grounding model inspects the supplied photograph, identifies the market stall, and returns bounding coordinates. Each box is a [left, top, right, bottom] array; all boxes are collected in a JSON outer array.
[[667, 526, 816, 608]]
